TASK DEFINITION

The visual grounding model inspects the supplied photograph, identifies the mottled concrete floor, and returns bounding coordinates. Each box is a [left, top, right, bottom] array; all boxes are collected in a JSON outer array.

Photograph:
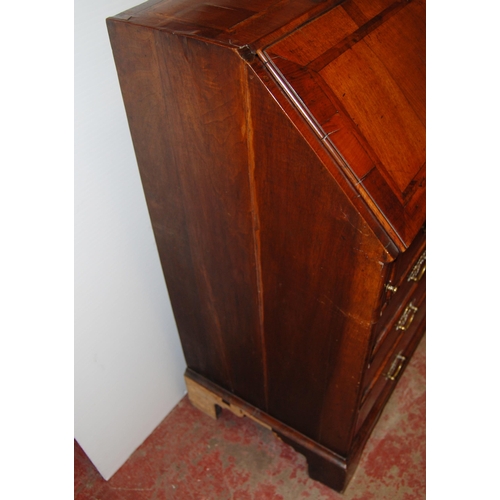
[[75, 336, 425, 499]]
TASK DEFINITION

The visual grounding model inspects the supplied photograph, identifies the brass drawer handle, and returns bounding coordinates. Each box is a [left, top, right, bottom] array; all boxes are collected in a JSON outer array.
[[396, 302, 418, 331], [407, 250, 426, 282], [386, 353, 406, 381]]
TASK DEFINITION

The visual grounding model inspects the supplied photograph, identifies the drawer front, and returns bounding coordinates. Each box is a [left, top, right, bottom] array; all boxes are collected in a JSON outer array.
[[369, 273, 426, 374], [361, 277, 426, 403], [376, 226, 426, 324], [355, 299, 426, 436], [389, 225, 426, 288]]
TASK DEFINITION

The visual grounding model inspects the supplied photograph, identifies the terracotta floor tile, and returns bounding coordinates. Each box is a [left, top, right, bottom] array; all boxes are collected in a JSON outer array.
[[75, 337, 425, 499]]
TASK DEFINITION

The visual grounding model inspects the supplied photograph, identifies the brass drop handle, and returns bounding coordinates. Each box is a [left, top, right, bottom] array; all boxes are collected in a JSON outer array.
[[396, 302, 418, 331], [385, 283, 398, 293], [386, 354, 406, 381], [407, 250, 426, 282]]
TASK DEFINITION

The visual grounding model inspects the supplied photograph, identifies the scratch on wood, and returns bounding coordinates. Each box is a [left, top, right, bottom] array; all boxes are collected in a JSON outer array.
[[340, 208, 370, 236], [324, 129, 340, 138], [171, 30, 200, 36], [333, 304, 373, 327]]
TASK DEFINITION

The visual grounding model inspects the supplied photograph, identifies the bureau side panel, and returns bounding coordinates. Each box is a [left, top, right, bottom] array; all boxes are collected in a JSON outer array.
[[247, 68, 390, 455], [107, 20, 266, 408]]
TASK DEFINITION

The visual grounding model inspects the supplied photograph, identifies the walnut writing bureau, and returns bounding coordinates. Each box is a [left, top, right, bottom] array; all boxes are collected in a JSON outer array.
[[107, 0, 426, 491]]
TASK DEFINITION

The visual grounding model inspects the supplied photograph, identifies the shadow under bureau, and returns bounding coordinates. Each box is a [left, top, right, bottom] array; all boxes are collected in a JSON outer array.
[[107, 0, 426, 492]]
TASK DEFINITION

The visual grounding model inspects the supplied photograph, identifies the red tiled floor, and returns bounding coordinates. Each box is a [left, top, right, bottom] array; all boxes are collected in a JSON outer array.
[[75, 336, 425, 499]]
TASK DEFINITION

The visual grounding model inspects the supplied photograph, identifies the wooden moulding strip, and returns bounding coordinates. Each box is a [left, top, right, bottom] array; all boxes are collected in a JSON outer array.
[[184, 368, 347, 471]]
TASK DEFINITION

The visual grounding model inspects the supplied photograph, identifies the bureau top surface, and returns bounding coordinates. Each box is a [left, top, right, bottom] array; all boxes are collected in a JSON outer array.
[[110, 0, 426, 249], [109, 0, 344, 49]]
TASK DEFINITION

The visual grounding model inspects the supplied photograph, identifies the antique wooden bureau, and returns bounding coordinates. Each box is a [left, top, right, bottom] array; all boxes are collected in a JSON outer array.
[[108, 0, 426, 491]]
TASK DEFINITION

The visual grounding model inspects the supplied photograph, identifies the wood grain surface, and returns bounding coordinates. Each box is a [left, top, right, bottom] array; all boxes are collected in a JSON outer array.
[[107, 0, 426, 491]]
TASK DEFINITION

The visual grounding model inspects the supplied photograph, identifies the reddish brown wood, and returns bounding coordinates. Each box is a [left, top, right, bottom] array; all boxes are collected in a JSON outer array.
[[110, 0, 345, 48], [265, 0, 426, 248], [362, 274, 426, 397], [107, 20, 268, 409], [247, 67, 390, 452], [107, 0, 426, 492]]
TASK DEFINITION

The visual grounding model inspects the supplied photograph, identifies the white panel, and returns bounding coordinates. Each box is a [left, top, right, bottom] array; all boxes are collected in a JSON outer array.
[[75, 0, 187, 480]]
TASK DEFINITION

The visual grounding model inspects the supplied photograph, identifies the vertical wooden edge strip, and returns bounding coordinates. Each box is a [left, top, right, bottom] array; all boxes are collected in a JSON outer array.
[[242, 61, 269, 411]]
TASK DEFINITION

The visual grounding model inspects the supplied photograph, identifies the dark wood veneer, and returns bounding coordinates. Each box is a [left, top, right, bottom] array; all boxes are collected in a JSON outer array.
[[107, 0, 425, 491]]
